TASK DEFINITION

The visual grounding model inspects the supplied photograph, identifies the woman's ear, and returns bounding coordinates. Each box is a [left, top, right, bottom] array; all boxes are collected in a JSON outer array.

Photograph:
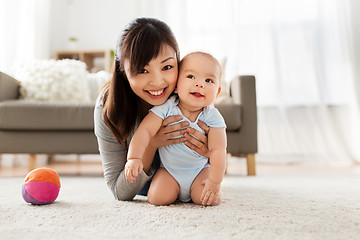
[[174, 87, 178, 94]]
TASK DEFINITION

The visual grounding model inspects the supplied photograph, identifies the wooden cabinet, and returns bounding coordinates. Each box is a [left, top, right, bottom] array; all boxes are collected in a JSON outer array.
[[55, 49, 114, 72]]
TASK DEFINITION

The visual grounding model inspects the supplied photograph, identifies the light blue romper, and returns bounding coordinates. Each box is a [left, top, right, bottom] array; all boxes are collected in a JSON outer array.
[[150, 96, 226, 202]]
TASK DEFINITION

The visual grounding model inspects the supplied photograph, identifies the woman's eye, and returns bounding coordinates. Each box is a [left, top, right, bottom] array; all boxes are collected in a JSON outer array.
[[163, 65, 173, 70], [205, 79, 213, 83], [138, 69, 148, 74], [187, 75, 195, 79]]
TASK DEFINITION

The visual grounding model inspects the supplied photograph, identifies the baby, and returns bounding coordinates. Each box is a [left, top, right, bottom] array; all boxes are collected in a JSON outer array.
[[125, 52, 227, 206]]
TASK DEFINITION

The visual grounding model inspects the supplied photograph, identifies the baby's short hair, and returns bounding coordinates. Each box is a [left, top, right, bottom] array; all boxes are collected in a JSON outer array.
[[180, 51, 222, 81]]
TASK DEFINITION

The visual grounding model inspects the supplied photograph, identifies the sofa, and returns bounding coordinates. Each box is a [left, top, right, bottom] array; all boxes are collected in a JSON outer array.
[[0, 71, 257, 175]]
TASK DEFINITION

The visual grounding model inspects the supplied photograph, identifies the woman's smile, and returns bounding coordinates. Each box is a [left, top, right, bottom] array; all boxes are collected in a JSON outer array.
[[145, 87, 167, 98]]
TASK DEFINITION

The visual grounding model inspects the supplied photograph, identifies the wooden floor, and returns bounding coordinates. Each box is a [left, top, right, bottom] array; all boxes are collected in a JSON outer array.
[[0, 154, 103, 177], [0, 154, 359, 177]]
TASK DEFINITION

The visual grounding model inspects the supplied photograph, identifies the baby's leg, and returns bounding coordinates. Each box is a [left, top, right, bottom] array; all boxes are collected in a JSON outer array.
[[147, 168, 180, 206], [190, 167, 221, 206]]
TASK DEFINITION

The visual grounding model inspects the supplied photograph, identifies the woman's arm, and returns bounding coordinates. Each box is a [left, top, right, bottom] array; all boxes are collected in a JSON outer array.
[[151, 115, 189, 147], [94, 97, 152, 200]]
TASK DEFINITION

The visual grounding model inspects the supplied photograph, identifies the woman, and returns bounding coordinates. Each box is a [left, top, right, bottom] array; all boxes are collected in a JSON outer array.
[[94, 18, 209, 201]]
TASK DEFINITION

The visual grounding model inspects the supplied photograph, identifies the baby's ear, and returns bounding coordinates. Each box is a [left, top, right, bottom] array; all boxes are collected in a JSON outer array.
[[216, 86, 222, 97]]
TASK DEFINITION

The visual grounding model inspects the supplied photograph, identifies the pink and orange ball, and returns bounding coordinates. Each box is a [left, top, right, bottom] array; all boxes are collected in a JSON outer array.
[[22, 168, 61, 205]]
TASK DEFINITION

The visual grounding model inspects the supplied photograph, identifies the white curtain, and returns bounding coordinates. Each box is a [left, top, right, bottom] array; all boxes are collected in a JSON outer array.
[[0, 0, 51, 74], [157, 0, 359, 165]]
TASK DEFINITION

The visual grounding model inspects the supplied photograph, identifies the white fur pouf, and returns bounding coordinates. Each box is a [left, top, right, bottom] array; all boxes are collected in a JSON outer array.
[[13, 59, 91, 102]]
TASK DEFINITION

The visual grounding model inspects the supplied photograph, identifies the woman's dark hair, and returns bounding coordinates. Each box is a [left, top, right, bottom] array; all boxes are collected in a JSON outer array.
[[102, 18, 179, 145]]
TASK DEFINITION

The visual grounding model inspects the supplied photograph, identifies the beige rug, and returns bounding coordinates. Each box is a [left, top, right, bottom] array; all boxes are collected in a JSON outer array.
[[1, 173, 359, 240]]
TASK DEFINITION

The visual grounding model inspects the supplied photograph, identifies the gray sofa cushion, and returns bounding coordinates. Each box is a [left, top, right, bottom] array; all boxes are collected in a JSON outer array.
[[215, 103, 242, 131], [0, 72, 19, 101], [0, 100, 95, 130], [0, 100, 241, 131]]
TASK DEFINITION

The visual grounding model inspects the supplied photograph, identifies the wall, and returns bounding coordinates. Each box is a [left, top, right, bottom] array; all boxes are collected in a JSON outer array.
[[48, 0, 187, 58], [48, 0, 140, 57]]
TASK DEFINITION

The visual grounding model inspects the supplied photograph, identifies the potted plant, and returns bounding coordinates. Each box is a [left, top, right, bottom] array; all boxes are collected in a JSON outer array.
[[68, 37, 78, 50]]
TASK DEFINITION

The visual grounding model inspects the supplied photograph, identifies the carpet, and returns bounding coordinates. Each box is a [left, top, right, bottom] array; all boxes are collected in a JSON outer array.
[[1, 173, 359, 240]]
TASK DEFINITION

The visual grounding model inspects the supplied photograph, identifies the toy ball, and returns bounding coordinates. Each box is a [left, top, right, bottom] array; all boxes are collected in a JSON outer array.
[[22, 168, 61, 205]]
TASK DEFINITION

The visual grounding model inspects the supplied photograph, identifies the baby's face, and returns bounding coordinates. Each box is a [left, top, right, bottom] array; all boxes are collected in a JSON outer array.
[[176, 53, 221, 110]]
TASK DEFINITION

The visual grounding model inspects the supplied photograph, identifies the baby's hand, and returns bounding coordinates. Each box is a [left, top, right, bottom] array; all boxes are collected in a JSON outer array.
[[201, 178, 221, 206], [125, 159, 143, 183]]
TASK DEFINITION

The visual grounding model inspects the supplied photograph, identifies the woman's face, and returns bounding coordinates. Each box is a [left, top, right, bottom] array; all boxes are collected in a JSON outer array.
[[124, 45, 178, 106]]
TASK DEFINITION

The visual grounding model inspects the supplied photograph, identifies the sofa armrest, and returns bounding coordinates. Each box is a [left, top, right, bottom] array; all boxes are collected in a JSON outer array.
[[229, 75, 258, 153], [0, 72, 20, 101]]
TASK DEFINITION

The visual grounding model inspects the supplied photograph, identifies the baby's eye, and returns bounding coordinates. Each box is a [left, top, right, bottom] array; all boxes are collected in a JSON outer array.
[[205, 79, 213, 83], [187, 75, 195, 79], [163, 65, 173, 71]]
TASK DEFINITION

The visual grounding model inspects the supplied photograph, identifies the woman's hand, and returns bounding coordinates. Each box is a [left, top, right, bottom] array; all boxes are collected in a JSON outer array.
[[150, 117, 210, 158], [184, 120, 210, 158], [150, 115, 189, 148]]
